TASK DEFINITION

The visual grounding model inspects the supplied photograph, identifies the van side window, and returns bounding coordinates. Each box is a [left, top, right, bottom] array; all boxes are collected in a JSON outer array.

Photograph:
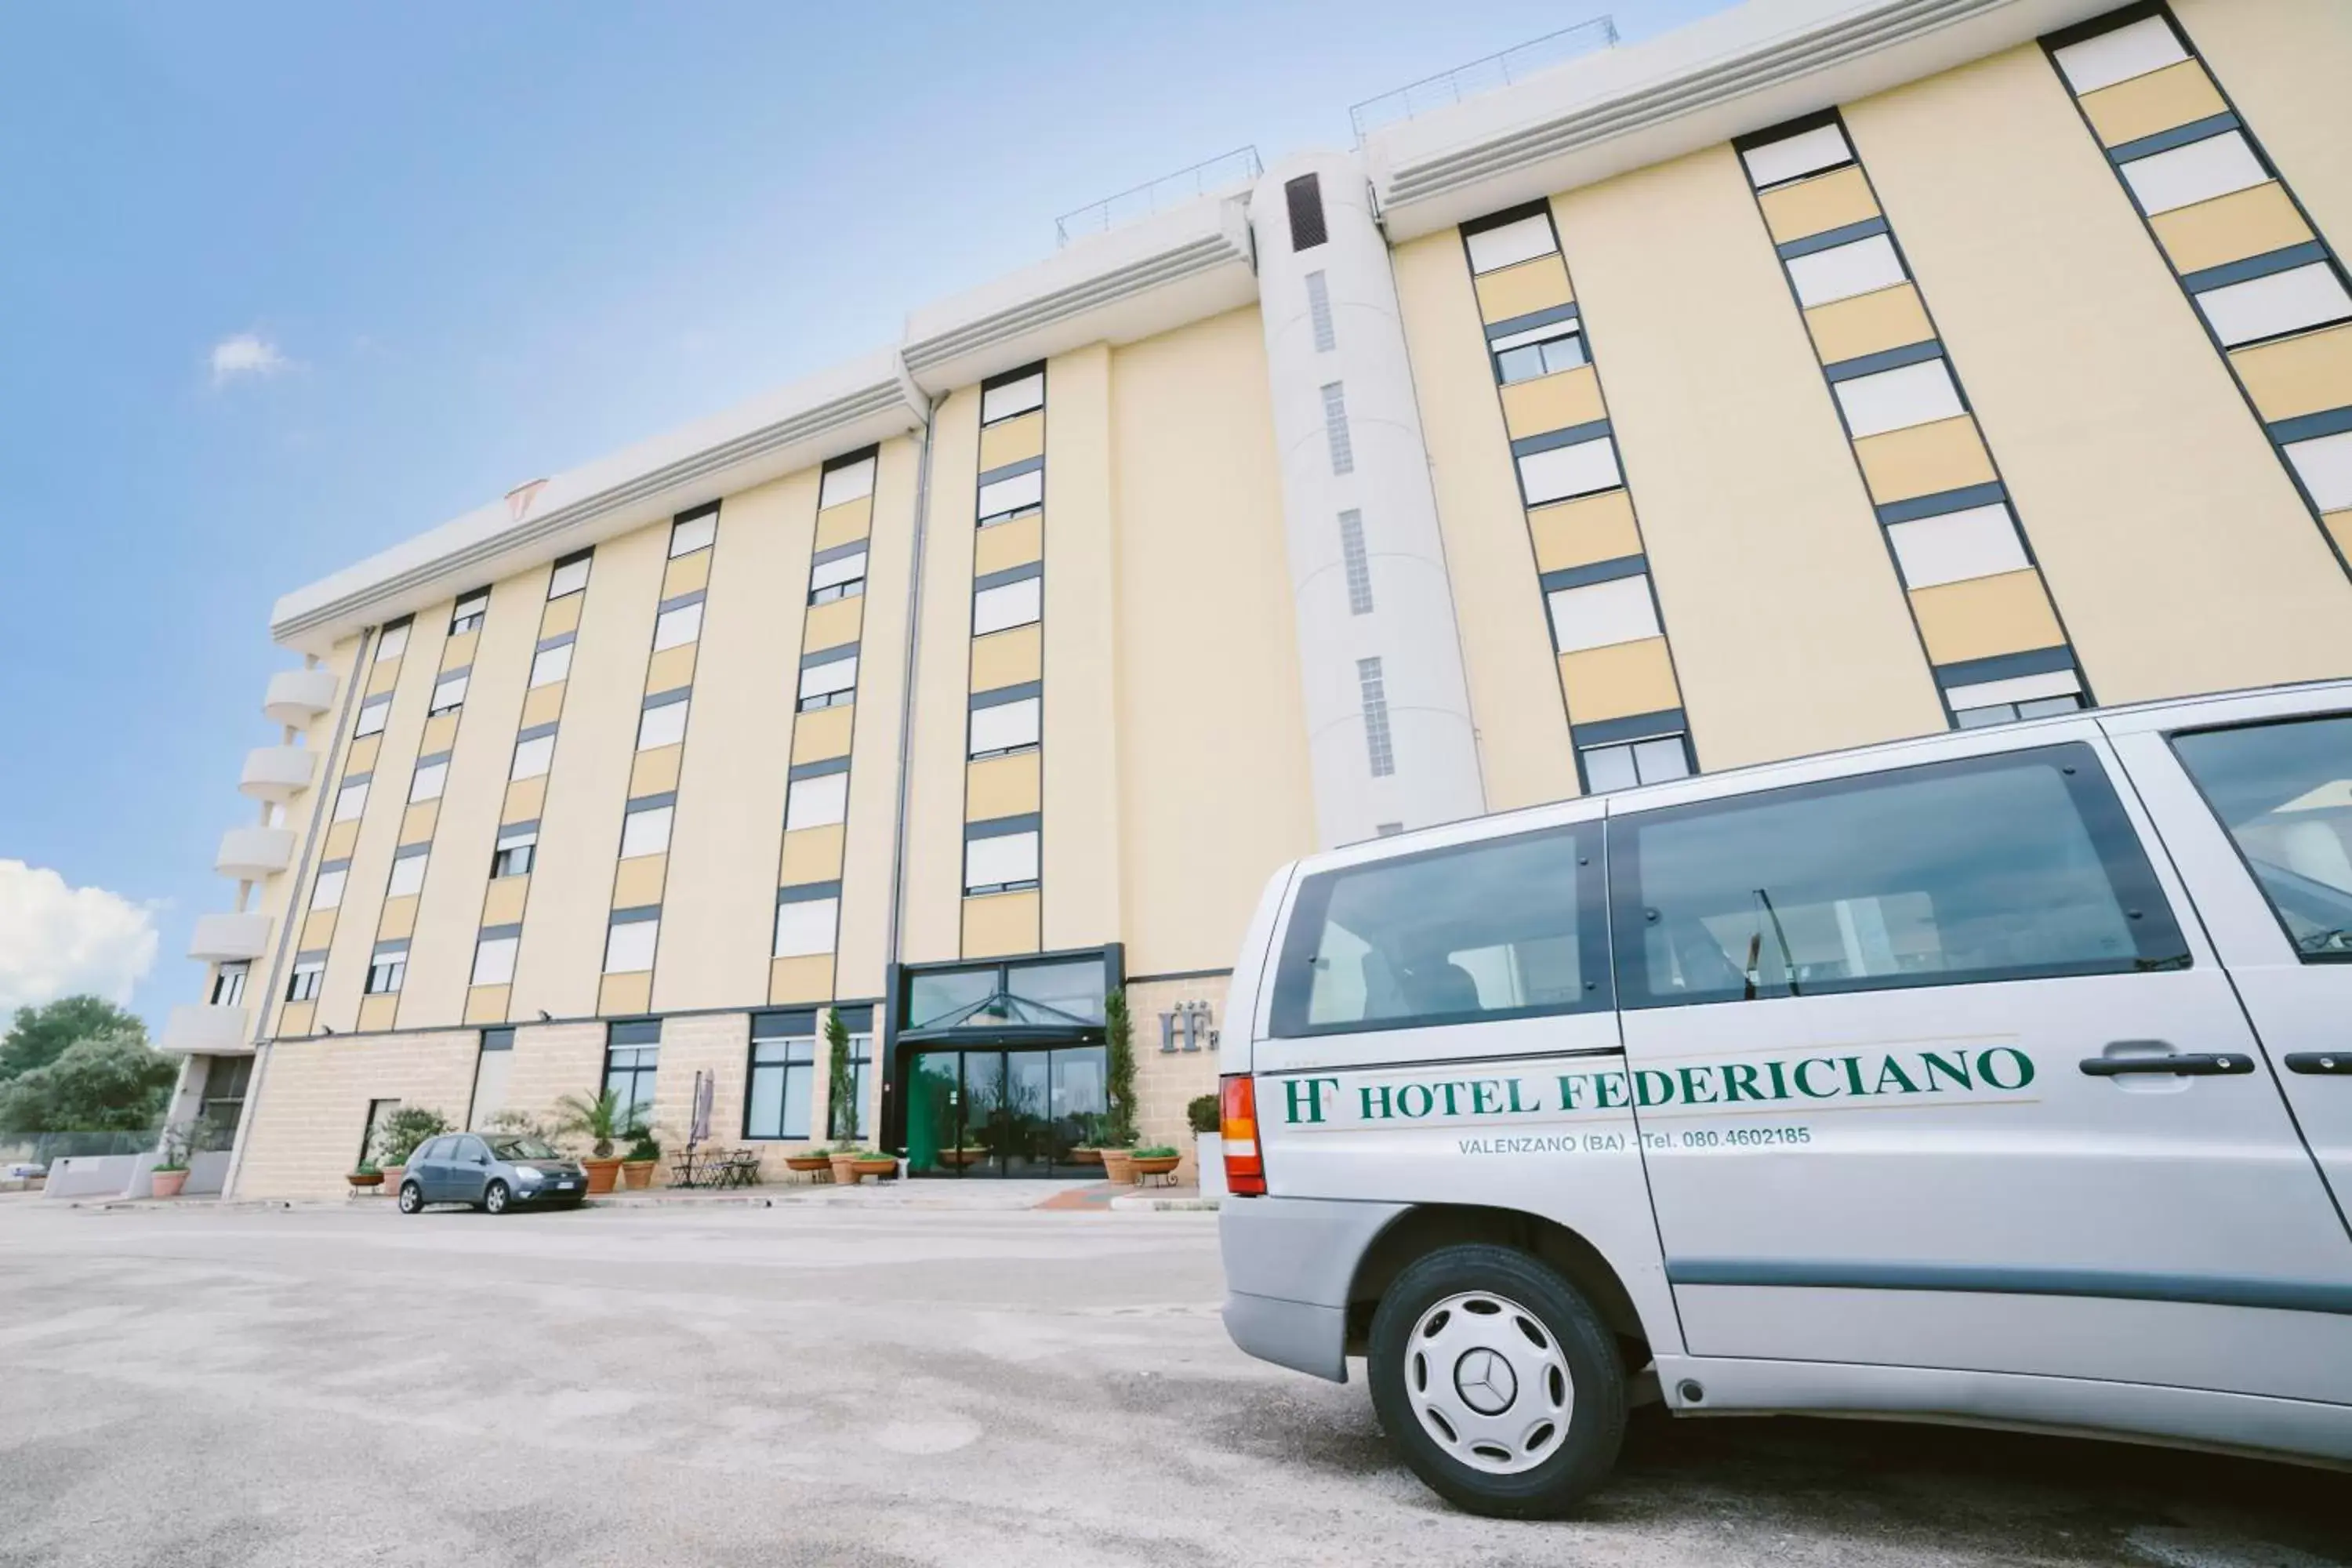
[[2171, 715, 2352, 963], [1269, 822, 1606, 1037], [1608, 742, 2187, 1008]]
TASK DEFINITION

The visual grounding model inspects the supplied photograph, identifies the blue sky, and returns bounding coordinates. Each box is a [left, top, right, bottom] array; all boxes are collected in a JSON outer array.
[[0, 1, 1728, 1028]]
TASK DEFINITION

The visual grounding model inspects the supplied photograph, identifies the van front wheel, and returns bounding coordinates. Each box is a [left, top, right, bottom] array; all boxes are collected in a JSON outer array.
[[1367, 1243, 1625, 1519]]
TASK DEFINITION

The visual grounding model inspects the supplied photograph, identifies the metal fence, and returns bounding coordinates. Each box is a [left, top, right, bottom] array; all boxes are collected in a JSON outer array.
[[0, 1127, 161, 1168], [1348, 16, 1620, 144], [1054, 147, 1263, 248]]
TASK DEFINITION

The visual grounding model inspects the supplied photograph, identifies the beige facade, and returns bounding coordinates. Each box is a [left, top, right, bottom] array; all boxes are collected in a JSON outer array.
[[171, 0, 2352, 1197]]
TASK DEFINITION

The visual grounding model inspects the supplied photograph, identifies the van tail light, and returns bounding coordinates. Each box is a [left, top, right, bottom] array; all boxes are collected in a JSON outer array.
[[1221, 1074, 1266, 1197]]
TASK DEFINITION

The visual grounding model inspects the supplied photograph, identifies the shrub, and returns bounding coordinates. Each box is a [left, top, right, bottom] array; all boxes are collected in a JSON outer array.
[[372, 1106, 450, 1168], [1186, 1093, 1220, 1134], [1132, 1145, 1180, 1160], [626, 1127, 662, 1162], [1103, 989, 1138, 1148], [553, 1090, 626, 1160]]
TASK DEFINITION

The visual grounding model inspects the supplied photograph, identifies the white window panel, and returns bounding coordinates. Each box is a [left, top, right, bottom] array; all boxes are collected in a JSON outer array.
[[1490, 321, 1580, 354], [333, 781, 369, 822], [637, 700, 689, 750], [430, 673, 469, 713], [1943, 669, 2083, 712], [1886, 504, 2028, 589], [387, 852, 427, 898], [528, 642, 572, 688], [510, 733, 554, 780], [799, 655, 858, 702], [2118, 131, 2267, 216], [2052, 16, 2188, 94], [1547, 575, 1660, 654], [1786, 234, 1906, 307], [1518, 437, 1621, 506], [669, 513, 717, 557], [2194, 263, 2352, 347], [604, 919, 659, 973], [981, 372, 1044, 425], [375, 624, 409, 662], [1740, 122, 1853, 189], [652, 601, 704, 651], [973, 578, 1043, 636], [619, 804, 673, 859], [786, 772, 849, 830], [818, 456, 877, 509], [809, 550, 867, 594], [978, 467, 1044, 521], [409, 760, 448, 803], [965, 830, 1040, 891], [2285, 430, 2352, 512], [1465, 213, 1556, 274], [546, 556, 591, 599], [1834, 358, 1964, 438], [310, 867, 347, 910], [471, 935, 518, 986], [970, 696, 1041, 756], [354, 696, 390, 737], [773, 897, 837, 957]]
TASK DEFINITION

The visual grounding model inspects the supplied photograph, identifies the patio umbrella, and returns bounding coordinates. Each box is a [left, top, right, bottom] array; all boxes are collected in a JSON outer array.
[[691, 1069, 714, 1145]]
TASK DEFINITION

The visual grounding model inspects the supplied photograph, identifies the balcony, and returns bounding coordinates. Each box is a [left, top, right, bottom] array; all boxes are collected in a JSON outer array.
[[216, 825, 296, 880], [238, 745, 316, 802], [160, 1002, 252, 1056], [188, 912, 272, 963], [263, 666, 338, 727]]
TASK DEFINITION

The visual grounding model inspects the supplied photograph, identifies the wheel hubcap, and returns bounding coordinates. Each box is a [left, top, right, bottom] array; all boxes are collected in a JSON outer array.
[[1405, 1290, 1573, 1475]]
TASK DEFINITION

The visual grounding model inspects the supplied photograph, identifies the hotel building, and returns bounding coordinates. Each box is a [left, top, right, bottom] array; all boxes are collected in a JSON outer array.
[[163, 0, 2352, 1194]]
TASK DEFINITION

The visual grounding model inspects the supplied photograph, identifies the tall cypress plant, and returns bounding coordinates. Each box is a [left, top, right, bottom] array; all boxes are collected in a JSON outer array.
[[825, 1010, 857, 1145], [1104, 988, 1138, 1148]]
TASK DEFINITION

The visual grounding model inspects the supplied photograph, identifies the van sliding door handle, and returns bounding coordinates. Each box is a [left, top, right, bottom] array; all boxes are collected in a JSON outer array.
[[2284, 1053, 2352, 1076], [2079, 1053, 2256, 1077]]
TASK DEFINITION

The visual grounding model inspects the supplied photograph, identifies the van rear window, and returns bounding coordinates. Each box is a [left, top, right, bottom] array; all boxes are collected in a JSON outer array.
[[1269, 822, 1607, 1037]]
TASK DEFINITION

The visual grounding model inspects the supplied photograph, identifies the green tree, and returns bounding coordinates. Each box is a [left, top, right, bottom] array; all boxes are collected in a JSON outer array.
[[0, 1034, 176, 1135], [0, 996, 147, 1081], [825, 1010, 857, 1144]]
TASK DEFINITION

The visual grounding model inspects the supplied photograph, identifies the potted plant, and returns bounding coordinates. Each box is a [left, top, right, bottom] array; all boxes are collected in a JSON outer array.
[[852, 1150, 898, 1181], [347, 1160, 384, 1192], [1189, 1092, 1226, 1199], [1099, 988, 1141, 1184], [826, 1146, 870, 1185], [373, 1106, 449, 1198], [1130, 1145, 1182, 1183], [784, 1145, 834, 1178], [554, 1090, 629, 1195], [621, 1127, 662, 1189], [150, 1123, 194, 1200]]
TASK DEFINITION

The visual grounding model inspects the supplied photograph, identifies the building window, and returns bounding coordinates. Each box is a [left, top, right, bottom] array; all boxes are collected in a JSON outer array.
[[1491, 322, 1586, 385], [981, 371, 1044, 426], [333, 779, 370, 822], [1944, 666, 2087, 728], [354, 696, 391, 738], [2192, 262, 2352, 348], [773, 895, 838, 958], [547, 551, 593, 600], [491, 827, 537, 878], [450, 590, 489, 636], [605, 915, 659, 974], [2116, 129, 2267, 217], [1832, 357, 1964, 439], [964, 828, 1040, 894], [365, 951, 406, 995], [387, 849, 428, 898], [1738, 119, 1854, 190], [211, 962, 249, 1007], [619, 802, 673, 859], [973, 577, 1042, 636], [409, 758, 448, 803], [511, 732, 555, 780], [652, 599, 704, 651], [1517, 436, 1621, 506], [1580, 733, 1693, 794], [604, 1022, 661, 1134], [746, 1012, 817, 1141], [637, 695, 690, 750], [1320, 382, 1355, 476], [977, 466, 1044, 524], [670, 510, 717, 557], [359, 1098, 402, 1165], [1305, 270, 1336, 353], [819, 453, 877, 508], [1358, 657, 1396, 779], [1885, 505, 2028, 590], [798, 655, 858, 712], [1464, 211, 1558, 274], [969, 695, 1041, 758], [785, 772, 848, 832], [809, 548, 867, 604], [286, 958, 325, 1003], [375, 622, 411, 662], [1338, 510, 1374, 615], [1785, 234, 1906, 308], [528, 641, 572, 688], [310, 867, 347, 910], [469, 1027, 515, 1129], [471, 935, 519, 986], [2286, 430, 2352, 511], [839, 1007, 874, 1140], [2049, 13, 2185, 93], [429, 672, 469, 714], [1548, 575, 1661, 653]]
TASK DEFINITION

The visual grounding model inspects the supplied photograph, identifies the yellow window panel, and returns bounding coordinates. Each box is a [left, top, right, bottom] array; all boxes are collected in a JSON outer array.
[[1853, 415, 1996, 504], [419, 712, 459, 756], [464, 985, 511, 1025], [962, 889, 1041, 959], [1557, 637, 1680, 726], [1910, 569, 2065, 666], [974, 512, 1044, 576], [1530, 490, 1643, 574], [357, 993, 398, 1034], [778, 825, 847, 886], [278, 1000, 317, 1038], [2230, 323, 2352, 423], [299, 909, 338, 949], [802, 595, 864, 654], [481, 874, 528, 927], [2078, 59, 2227, 148], [978, 409, 1045, 472], [1757, 165, 1879, 245], [769, 953, 836, 1007], [321, 819, 361, 862], [2323, 510, 2352, 564], [366, 659, 401, 696], [629, 743, 684, 797], [400, 800, 440, 845], [970, 622, 1043, 691], [790, 703, 855, 764], [2149, 183, 2312, 276], [1805, 284, 1934, 366], [662, 549, 711, 599], [1500, 366, 1607, 441], [612, 853, 667, 909], [344, 735, 382, 775], [644, 643, 697, 695], [539, 593, 583, 639], [440, 628, 480, 673], [377, 894, 419, 942], [502, 775, 547, 824], [967, 750, 1043, 819], [1474, 254, 1573, 325], [814, 495, 873, 552], [519, 682, 564, 728], [598, 971, 654, 1017]]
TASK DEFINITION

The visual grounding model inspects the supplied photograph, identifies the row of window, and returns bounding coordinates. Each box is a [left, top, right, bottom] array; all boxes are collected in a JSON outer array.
[[965, 368, 1047, 898]]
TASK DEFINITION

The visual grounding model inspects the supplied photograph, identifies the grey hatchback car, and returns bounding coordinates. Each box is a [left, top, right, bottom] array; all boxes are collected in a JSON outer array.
[[397, 1133, 587, 1214]]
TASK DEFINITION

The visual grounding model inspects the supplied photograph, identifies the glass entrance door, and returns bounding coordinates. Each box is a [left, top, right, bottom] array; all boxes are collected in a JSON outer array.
[[903, 1044, 1109, 1177]]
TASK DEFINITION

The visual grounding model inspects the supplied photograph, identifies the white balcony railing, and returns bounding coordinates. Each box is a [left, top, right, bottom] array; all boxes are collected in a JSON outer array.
[[188, 912, 272, 963], [216, 826, 296, 880], [238, 746, 316, 802], [263, 667, 338, 727], [160, 1002, 252, 1055]]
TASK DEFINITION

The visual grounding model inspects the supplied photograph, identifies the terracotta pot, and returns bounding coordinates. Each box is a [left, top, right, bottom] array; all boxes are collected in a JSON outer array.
[[381, 1165, 405, 1196], [346, 1171, 384, 1190], [151, 1168, 189, 1200], [1131, 1155, 1181, 1179], [581, 1157, 623, 1195], [783, 1154, 832, 1174], [621, 1159, 657, 1190], [828, 1154, 862, 1185], [940, 1148, 985, 1168], [1070, 1148, 1105, 1167], [852, 1157, 897, 1181], [1101, 1149, 1138, 1185]]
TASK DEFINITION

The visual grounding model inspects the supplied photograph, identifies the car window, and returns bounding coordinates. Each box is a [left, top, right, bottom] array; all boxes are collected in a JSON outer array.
[[1269, 822, 1607, 1037], [456, 1137, 488, 1163], [2170, 713, 2352, 963], [1608, 742, 2188, 1008], [415, 1138, 447, 1163]]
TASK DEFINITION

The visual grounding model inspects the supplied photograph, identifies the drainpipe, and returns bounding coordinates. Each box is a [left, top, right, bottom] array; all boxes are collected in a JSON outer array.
[[880, 387, 944, 1150]]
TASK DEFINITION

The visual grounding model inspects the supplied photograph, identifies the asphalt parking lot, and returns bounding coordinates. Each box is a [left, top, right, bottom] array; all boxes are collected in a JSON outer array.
[[0, 1196, 2343, 1568]]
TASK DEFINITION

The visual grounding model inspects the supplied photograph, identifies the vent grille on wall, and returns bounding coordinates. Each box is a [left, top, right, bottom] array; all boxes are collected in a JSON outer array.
[[1286, 173, 1328, 251]]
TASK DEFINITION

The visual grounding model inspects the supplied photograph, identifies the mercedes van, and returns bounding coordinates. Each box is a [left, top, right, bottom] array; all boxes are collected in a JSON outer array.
[[1215, 682, 2352, 1517]]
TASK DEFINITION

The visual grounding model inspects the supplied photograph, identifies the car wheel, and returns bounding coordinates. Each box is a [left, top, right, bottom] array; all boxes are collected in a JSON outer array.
[[1367, 1243, 1625, 1519], [397, 1181, 424, 1214], [483, 1179, 510, 1215]]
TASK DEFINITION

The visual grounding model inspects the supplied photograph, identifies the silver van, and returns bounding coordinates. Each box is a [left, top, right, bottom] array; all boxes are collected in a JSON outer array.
[[1214, 681, 2352, 1517]]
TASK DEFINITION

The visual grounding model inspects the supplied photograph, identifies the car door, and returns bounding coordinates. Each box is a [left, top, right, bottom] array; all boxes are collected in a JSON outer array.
[[409, 1138, 448, 1201], [1609, 724, 2352, 1406], [448, 1137, 492, 1205], [2106, 693, 2352, 1218]]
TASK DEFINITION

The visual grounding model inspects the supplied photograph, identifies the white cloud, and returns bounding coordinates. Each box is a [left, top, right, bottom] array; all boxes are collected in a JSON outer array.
[[209, 332, 292, 386], [0, 862, 159, 1014]]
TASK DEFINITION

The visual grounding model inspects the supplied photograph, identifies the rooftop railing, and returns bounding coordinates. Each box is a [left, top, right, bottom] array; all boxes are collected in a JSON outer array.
[[1054, 146, 1264, 248], [1348, 16, 1620, 145]]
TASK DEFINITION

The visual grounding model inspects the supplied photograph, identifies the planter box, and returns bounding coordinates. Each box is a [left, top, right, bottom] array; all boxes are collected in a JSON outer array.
[[1101, 1149, 1138, 1185], [621, 1160, 658, 1190], [581, 1158, 622, 1196]]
